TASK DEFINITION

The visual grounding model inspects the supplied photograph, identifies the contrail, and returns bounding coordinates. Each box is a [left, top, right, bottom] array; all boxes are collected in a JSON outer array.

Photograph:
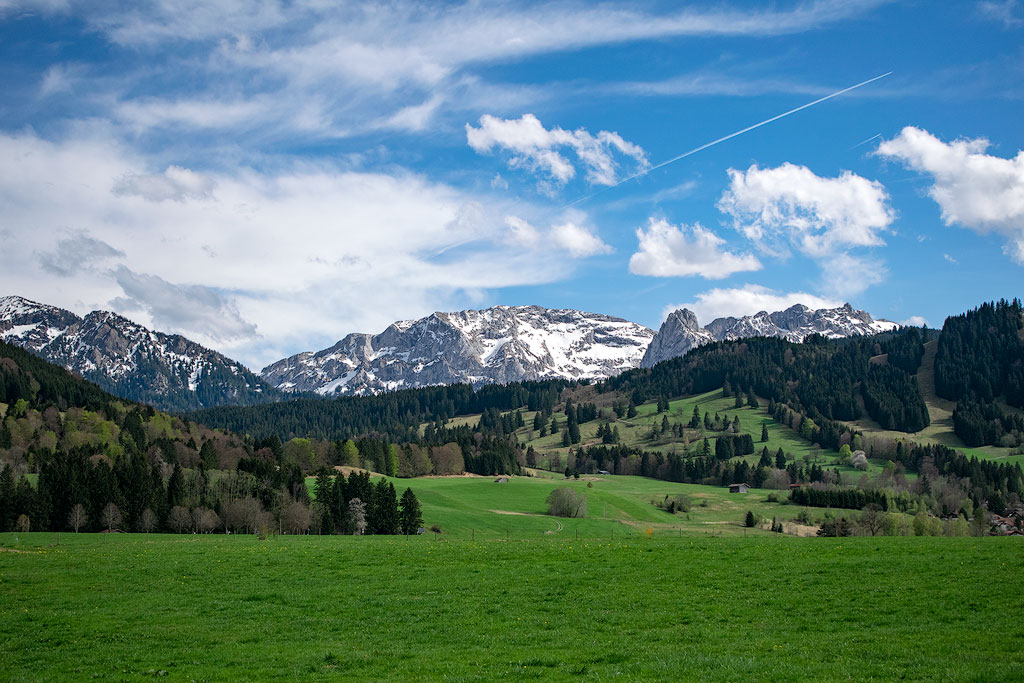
[[566, 71, 892, 206], [848, 132, 882, 150]]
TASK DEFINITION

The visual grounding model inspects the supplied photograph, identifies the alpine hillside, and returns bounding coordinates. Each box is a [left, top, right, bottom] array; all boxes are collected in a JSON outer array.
[[261, 305, 655, 396], [641, 303, 898, 368], [0, 295, 279, 411]]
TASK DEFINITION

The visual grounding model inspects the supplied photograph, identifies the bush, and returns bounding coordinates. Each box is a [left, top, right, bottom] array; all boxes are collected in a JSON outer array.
[[744, 510, 757, 528], [547, 487, 587, 518], [653, 494, 692, 514]]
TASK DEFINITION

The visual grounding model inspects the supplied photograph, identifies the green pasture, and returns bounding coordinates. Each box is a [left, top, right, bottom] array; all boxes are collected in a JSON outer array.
[[2, 533, 1022, 681], [308, 472, 825, 538], [379, 474, 816, 539]]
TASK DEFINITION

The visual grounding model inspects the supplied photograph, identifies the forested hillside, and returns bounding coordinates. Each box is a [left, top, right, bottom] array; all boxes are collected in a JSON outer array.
[[603, 327, 931, 437], [0, 340, 422, 535], [937, 300, 1024, 447]]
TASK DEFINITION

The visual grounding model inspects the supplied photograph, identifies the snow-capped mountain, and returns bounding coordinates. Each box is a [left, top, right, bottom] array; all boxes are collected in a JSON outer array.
[[641, 303, 898, 367], [0, 295, 278, 411], [261, 305, 655, 396]]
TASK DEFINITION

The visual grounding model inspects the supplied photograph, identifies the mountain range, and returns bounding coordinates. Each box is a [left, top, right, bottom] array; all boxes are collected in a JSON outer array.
[[0, 295, 278, 411], [1, 295, 897, 408], [640, 303, 898, 368]]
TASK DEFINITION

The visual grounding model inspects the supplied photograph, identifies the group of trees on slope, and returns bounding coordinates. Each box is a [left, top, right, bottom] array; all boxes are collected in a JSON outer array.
[[936, 300, 1024, 447], [602, 327, 931, 436], [0, 340, 423, 534]]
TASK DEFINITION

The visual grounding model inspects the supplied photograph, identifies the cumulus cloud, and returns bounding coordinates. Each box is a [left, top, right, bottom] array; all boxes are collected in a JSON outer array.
[[502, 215, 611, 257], [662, 284, 842, 324], [504, 216, 541, 247], [37, 232, 125, 276], [112, 266, 258, 343], [629, 218, 761, 279], [902, 315, 929, 327], [551, 221, 613, 257], [875, 126, 1024, 263], [717, 162, 895, 257], [466, 114, 648, 191]]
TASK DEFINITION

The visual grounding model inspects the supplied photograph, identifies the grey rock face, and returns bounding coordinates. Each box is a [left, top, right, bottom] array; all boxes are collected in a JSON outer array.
[[641, 303, 897, 367], [261, 305, 655, 396], [0, 295, 275, 410]]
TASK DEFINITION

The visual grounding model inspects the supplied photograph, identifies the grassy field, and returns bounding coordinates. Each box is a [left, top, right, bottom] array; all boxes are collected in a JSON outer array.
[[377, 474, 820, 539], [2, 532, 1022, 681]]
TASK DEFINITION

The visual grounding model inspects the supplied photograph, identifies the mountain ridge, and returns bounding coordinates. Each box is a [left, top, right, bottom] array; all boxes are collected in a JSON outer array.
[[640, 302, 897, 368], [261, 304, 656, 396], [0, 295, 280, 411]]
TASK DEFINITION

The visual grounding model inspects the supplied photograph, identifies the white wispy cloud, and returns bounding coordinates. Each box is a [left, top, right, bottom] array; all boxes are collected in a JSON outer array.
[[875, 126, 1024, 263], [629, 218, 761, 279], [978, 0, 1022, 27]]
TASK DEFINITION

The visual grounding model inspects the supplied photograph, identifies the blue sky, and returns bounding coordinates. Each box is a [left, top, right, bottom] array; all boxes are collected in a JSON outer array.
[[1, 0, 1022, 371]]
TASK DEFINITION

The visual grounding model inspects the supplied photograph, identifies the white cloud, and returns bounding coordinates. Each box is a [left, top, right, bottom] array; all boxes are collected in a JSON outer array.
[[819, 253, 887, 298], [718, 162, 894, 257], [504, 216, 541, 247], [943, 253, 959, 265], [875, 126, 1024, 263], [377, 95, 445, 133], [551, 221, 613, 258], [466, 114, 648, 190], [662, 284, 842, 324], [629, 218, 761, 279], [902, 315, 929, 327], [0, 130, 593, 369]]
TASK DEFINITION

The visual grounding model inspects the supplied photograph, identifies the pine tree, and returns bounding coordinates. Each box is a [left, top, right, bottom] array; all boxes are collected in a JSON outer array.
[[761, 423, 769, 442], [567, 408, 581, 444], [561, 428, 571, 447], [626, 402, 638, 418], [776, 448, 786, 469], [200, 440, 218, 470], [399, 487, 423, 535], [533, 412, 544, 431]]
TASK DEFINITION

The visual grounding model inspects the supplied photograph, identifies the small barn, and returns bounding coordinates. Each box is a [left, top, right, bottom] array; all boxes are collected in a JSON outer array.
[[728, 483, 749, 494], [494, 476, 508, 483]]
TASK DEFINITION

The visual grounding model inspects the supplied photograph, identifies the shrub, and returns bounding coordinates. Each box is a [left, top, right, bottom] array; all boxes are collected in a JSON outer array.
[[744, 510, 757, 528], [547, 487, 587, 518]]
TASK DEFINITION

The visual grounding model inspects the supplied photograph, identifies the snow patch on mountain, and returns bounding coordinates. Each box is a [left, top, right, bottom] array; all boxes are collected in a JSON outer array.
[[641, 303, 897, 367], [261, 305, 655, 396], [0, 295, 276, 410]]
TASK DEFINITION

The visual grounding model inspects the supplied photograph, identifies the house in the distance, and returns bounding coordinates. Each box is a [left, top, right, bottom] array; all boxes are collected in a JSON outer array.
[[728, 483, 749, 494]]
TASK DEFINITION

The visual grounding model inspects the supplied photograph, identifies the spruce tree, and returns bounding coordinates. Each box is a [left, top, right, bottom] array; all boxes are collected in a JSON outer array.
[[399, 487, 423, 535], [761, 423, 769, 442]]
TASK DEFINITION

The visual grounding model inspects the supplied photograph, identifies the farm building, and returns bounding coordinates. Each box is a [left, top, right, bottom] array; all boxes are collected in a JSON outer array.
[[728, 483, 749, 494], [494, 476, 508, 483]]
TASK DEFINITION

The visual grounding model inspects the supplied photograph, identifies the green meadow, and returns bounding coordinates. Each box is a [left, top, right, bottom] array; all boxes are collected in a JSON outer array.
[[364, 474, 816, 538], [2, 533, 1022, 681]]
